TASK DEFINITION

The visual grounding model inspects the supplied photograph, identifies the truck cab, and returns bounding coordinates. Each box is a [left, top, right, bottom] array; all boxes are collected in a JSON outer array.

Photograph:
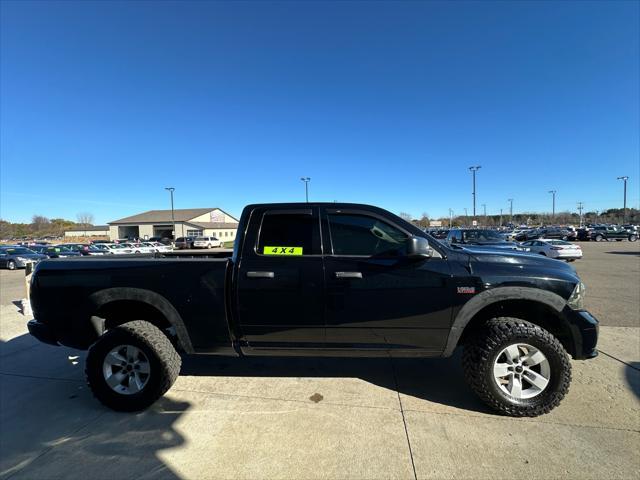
[[233, 204, 452, 354]]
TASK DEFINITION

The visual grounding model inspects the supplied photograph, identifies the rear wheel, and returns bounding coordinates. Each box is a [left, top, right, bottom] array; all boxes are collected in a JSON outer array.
[[630, 235, 637, 242], [462, 318, 571, 417], [86, 320, 181, 411], [595, 235, 603, 242]]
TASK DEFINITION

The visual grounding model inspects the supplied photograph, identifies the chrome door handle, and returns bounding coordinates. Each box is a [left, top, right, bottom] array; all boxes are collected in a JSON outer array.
[[246, 271, 275, 279], [335, 271, 362, 279]]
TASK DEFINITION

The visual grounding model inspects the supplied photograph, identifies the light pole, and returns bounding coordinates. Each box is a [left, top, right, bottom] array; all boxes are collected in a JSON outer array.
[[577, 202, 584, 227], [165, 187, 176, 240], [508, 198, 513, 225], [482, 203, 486, 221], [617, 176, 629, 223], [469, 166, 481, 218], [300, 177, 311, 203], [549, 190, 556, 220], [499, 208, 503, 227], [449, 208, 454, 228]]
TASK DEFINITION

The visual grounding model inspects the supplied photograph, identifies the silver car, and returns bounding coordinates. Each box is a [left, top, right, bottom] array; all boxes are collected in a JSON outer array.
[[0, 246, 48, 270]]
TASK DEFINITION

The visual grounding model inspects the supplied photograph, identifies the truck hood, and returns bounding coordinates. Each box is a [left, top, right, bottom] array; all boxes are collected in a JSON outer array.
[[461, 242, 522, 251], [466, 248, 577, 275]]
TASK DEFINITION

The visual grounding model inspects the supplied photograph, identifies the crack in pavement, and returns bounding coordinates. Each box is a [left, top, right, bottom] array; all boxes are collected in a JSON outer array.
[[2, 410, 107, 480], [400, 407, 640, 434], [0, 371, 84, 383], [389, 357, 418, 480], [598, 349, 640, 371]]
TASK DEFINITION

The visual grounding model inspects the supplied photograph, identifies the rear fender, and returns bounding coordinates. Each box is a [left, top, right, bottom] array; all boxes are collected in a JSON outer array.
[[87, 287, 194, 353]]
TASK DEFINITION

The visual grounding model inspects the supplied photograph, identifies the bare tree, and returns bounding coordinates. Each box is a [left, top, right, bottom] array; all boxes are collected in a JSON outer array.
[[417, 212, 430, 228], [31, 215, 50, 232], [398, 212, 413, 222], [76, 212, 95, 227]]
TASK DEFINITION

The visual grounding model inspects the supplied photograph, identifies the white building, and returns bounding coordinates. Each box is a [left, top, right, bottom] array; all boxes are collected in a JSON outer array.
[[108, 208, 239, 241], [64, 225, 110, 238]]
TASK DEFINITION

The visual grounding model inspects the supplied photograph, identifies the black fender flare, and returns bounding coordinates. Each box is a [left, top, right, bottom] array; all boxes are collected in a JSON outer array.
[[87, 287, 194, 353], [442, 286, 568, 356]]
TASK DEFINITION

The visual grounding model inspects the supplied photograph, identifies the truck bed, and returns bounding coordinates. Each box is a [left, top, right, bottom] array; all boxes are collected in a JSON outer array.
[[30, 256, 233, 352]]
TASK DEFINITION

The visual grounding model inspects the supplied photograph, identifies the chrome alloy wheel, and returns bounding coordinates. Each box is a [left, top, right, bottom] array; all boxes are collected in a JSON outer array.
[[102, 345, 150, 395], [493, 343, 550, 399]]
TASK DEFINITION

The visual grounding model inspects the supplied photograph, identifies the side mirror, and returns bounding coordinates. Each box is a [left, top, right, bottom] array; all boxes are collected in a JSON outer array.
[[407, 236, 432, 259]]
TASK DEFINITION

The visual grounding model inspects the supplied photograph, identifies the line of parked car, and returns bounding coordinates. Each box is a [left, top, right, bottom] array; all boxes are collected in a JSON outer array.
[[432, 228, 586, 262], [428, 224, 637, 262], [431, 224, 638, 243], [0, 235, 230, 269], [0, 241, 171, 270]]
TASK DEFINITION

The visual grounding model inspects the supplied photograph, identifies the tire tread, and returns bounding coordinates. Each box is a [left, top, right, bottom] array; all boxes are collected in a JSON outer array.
[[462, 317, 571, 417], [85, 320, 181, 411]]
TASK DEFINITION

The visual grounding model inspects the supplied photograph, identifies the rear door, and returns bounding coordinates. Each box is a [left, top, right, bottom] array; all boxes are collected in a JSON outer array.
[[235, 207, 325, 351], [321, 208, 452, 355]]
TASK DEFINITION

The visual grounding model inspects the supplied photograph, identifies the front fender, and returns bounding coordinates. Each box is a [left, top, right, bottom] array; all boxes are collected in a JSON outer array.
[[442, 286, 567, 356]]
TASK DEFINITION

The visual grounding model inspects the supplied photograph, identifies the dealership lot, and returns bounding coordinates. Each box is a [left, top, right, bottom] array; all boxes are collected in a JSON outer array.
[[0, 241, 638, 479]]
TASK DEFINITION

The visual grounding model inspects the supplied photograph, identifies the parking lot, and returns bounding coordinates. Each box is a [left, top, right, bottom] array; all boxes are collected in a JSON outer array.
[[0, 241, 638, 479]]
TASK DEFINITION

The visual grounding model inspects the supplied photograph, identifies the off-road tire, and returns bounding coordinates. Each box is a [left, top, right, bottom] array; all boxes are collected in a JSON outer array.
[[86, 320, 181, 412], [462, 318, 571, 417]]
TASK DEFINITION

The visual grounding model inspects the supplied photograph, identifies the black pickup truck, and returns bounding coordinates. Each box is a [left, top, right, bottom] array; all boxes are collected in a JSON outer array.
[[28, 203, 598, 417]]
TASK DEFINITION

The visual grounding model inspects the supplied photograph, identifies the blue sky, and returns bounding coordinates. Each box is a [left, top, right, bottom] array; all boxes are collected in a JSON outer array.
[[1, 1, 638, 224]]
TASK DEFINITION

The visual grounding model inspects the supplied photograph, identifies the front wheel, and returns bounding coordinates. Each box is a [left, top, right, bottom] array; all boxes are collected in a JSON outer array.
[[7, 260, 16, 270], [630, 235, 637, 242], [595, 235, 603, 242], [462, 318, 571, 417], [85, 320, 181, 411]]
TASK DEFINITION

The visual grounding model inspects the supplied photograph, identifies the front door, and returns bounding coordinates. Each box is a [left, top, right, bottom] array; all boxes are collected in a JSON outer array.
[[322, 209, 453, 355], [235, 207, 325, 351]]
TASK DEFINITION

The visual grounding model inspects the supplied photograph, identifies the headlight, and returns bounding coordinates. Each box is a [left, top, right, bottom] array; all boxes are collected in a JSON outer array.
[[567, 282, 585, 310]]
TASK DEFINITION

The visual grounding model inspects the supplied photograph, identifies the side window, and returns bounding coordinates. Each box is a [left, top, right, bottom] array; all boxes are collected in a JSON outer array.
[[328, 214, 408, 257], [257, 212, 319, 256]]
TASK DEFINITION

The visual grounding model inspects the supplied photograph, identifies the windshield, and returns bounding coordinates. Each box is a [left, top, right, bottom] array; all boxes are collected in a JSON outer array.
[[1, 247, 35, 255], [463, 230, 505, 242]]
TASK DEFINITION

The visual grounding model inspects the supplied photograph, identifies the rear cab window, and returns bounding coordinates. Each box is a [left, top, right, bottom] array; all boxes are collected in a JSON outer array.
[[255, 209, 321, 257]]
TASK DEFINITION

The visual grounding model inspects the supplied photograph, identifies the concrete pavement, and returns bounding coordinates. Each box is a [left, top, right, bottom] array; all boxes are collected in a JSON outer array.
[[1, 305, 638, 479]]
